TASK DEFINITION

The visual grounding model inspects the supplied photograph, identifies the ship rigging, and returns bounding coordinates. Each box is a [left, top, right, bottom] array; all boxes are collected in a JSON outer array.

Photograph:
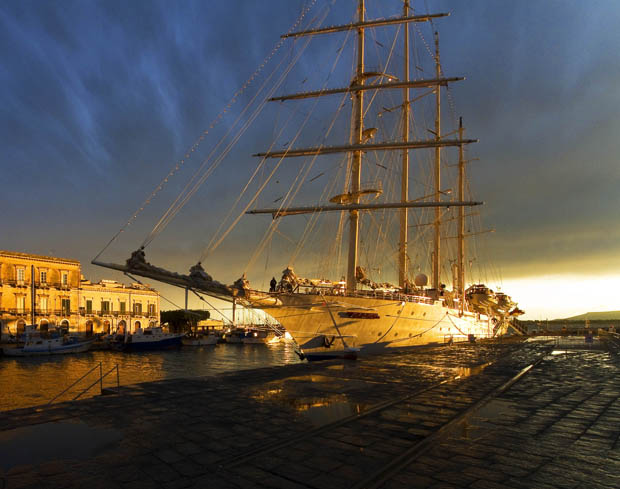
[[93, 0, 525, 359]]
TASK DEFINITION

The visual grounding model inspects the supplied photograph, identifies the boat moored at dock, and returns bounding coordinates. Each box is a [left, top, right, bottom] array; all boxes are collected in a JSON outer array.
[[2, 325, 94, 357], [119, 326, 184, 352], [182, 333, 219, 346]]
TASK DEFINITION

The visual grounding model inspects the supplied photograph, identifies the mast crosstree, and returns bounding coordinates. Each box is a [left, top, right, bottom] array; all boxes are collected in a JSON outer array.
[[90, 1, 526, 361], [251, 1, 479, 293]]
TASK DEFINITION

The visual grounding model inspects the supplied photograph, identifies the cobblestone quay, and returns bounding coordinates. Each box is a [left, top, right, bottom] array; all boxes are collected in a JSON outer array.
[[1, 339, 618, 488]]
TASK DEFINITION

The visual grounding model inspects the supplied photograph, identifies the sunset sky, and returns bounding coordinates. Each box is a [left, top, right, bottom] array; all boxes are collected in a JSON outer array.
[[2, 0, 619, 320]]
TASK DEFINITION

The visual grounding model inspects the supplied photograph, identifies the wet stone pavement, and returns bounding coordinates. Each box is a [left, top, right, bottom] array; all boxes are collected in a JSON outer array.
[[0, 339, 618, 489]]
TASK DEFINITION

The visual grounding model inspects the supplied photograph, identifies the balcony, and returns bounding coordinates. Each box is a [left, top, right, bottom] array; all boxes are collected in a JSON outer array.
[[54, 309, 75, 316], [4, 280, 29, 288], [3, 308, 28, 316], [0, 308, 78, 317], [0, 279, 76, 289]]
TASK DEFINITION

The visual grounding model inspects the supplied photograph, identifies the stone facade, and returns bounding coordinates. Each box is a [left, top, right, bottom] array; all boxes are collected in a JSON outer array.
[[80, 279, 160, 335], [0, 250, 159, 339]]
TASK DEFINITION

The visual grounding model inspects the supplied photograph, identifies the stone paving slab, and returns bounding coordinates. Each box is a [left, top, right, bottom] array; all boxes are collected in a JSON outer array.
[[1, 340, 617, 488], [381, 349, 620, 489]]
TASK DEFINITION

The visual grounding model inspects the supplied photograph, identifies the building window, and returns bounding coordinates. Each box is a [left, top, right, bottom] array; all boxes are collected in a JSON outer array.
[[101, 301, 110, 314], [61, 272, 69, 286], [16, 296, 25, 313], [61, 298, 71, 316], [119, 301, 126, 314], [133, 303, 142, 315], [40, 270, 47, 284], [86, 300, 93, 315], [148, 304, 156, 316], [17, 268, 25, 284], [40, 297, 48, 313]]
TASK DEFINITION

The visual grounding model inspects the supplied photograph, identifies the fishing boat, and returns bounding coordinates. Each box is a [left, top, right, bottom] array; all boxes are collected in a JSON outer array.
[[182, 333, 219, 346], [120, 326, 184, 352], [181, 323, 221, 346], [223, 328, 246, 344], [93, 0, 524, 360], [2, 325, 94, 357], [242, 329, 270, 344]]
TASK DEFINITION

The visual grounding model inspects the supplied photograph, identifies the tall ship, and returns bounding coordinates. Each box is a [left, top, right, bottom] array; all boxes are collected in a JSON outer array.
[[94, 0, 524, 360]]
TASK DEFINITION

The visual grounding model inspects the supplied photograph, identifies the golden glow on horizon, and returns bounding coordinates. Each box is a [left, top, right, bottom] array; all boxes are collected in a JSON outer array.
[[501, 274, 620, 320]]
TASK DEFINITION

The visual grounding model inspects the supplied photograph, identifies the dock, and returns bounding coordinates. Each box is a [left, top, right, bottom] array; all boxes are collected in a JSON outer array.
[[1, 337, 619, 489]]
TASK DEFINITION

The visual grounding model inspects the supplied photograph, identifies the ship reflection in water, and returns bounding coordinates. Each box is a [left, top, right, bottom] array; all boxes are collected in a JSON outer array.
[[0, 342, 302, 412], [251, 374, 367, 427]]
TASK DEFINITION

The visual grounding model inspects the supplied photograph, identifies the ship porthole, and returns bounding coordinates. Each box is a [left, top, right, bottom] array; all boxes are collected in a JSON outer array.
[[394, 332, 398, 336], [377, 332, 382, 336]]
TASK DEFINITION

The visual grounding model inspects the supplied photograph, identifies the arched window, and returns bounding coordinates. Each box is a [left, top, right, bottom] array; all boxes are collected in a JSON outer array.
[[117, 320, 126, 334], [134, 321, 141, 332], [39, 319, 49, 332], [16, 319, 26, 335]]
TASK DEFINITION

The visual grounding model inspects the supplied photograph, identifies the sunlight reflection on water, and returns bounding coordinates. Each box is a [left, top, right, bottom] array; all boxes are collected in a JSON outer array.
[[0, 342, 302, 411]]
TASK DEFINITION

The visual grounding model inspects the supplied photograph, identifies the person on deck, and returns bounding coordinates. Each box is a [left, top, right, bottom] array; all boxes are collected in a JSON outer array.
[[269, 277, 277, 293]]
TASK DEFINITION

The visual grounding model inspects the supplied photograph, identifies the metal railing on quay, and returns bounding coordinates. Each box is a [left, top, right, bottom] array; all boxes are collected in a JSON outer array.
[[47, 362, 120, 405]]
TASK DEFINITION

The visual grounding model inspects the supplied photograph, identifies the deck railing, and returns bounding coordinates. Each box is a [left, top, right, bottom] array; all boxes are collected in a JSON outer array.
[[283, 284, 437, 305]]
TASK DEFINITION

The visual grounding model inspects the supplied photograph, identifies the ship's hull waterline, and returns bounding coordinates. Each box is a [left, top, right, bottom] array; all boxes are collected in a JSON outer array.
[[245, 292, 500, 358]]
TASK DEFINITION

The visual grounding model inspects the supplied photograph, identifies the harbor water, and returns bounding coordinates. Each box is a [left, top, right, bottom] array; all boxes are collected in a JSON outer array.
[[0, 342, 302, 412]]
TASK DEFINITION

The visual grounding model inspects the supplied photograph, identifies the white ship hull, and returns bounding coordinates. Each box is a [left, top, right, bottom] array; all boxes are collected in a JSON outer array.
[[248, 292, 499, 359]]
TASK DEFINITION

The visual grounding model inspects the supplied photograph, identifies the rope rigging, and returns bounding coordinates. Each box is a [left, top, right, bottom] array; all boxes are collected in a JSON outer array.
[[143, 5, 330, 250], [93, 0, 319, 261], [93, 0, 504, 296], [230, 26, 357, 272]]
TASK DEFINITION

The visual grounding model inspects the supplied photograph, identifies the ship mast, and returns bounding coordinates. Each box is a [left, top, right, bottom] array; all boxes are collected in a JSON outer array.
[[432, 31, 441, 290], [346, 0, 365, 292], [92, 3, 486, 300], [458, 117, 465, 314], [398, 0, 410, 289]]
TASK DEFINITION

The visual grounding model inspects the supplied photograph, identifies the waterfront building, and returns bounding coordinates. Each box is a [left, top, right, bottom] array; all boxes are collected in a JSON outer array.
[[80, 279, 159, 335], [0, 250, 160, 340]]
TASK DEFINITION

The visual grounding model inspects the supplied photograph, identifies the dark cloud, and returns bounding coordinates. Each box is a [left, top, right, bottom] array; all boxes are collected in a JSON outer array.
[[2, 0, 619, 307]]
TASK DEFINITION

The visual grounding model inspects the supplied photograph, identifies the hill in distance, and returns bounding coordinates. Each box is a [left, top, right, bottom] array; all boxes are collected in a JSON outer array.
[[561, 311, 620, 321]]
